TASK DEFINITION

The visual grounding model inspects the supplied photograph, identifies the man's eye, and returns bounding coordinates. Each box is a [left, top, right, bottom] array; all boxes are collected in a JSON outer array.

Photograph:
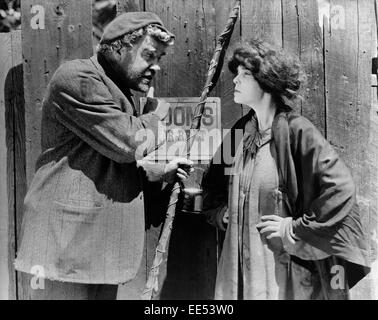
[[145, 52, 155, 60]]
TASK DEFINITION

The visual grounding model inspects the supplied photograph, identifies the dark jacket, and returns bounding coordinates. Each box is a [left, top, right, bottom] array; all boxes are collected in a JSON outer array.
[[15, 55, 165, 284], [203, 109, 370, 289]]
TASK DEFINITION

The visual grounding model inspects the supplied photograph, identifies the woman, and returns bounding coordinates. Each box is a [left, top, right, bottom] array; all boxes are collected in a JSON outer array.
[[202, 39, 370, 300]]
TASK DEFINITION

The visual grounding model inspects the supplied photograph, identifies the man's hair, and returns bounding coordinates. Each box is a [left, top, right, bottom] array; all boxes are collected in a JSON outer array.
[[228, 38, 306, 106], [97, 24, 174, 54]]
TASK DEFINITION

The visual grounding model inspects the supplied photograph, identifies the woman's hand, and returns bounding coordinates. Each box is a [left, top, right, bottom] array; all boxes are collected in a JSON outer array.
[[256, 215, 298, 254], [256, 215, 284, 240]]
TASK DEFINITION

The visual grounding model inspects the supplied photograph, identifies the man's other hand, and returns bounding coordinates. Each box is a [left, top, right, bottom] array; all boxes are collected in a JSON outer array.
[[164, 157, 194, 184]]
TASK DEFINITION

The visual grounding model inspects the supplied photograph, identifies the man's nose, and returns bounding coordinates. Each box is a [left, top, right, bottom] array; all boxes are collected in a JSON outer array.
[[150, 64, 161, 72]]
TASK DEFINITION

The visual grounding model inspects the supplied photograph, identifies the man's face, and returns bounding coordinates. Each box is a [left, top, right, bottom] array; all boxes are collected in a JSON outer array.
[[117, 34, 168, 92]]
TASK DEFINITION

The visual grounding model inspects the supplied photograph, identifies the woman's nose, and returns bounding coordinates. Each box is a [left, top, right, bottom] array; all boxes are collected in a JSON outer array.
[[150, 64, 161, 72], [233, 76, 239, 85]]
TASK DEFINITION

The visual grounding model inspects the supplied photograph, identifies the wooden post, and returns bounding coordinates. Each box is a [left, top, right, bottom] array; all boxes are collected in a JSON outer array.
[[325, 0, 374, 299], [143, 0, 219, 300], [117, 0, 144, 14], [297, 0, 326, 135], [242, 0, 282, 115], [19, 0, 93, 299], [0, 30, 23, 301]]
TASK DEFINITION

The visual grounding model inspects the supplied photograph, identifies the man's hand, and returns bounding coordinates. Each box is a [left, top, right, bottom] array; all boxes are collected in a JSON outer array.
[[143, 86, 170, 121], [164, 157, 194, 184]]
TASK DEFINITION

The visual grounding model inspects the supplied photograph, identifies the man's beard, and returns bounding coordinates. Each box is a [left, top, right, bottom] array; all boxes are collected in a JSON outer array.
[[134, 75, 152, 92], [124, 72, 153, 93]]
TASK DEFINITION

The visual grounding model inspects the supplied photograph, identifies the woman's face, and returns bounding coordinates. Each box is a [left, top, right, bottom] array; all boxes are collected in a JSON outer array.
[[233, 65, 264, 106]]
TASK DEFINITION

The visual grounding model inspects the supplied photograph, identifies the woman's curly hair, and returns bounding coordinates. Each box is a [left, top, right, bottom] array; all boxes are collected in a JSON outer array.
[[228, 38, 306, 106]]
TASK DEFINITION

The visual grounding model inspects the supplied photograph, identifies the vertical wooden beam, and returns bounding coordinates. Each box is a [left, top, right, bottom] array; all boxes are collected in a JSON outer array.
[[11, 30, 25, 301], [241, 0, 282, 114], [0, 30, 23, 301], [282, 0, 301, 114], [370, 0, 378, 300], [21, 0, 93, 187], [325, 0, 373, 299], [0, 32, 13, 301], [348, 0, 375, 299], [117, 0, 144, 14], [297, 0, 326, 135], [19, 0, 93, 300], [282, 0, 299, 55], [142, 0, 218, 300], [213, 0, 242, 129], [242, 0, 282, 46]]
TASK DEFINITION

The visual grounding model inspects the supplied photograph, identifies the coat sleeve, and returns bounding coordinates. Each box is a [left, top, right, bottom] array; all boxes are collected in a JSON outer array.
[[290, 117, 358, 240], [51, 61, 164, 164]]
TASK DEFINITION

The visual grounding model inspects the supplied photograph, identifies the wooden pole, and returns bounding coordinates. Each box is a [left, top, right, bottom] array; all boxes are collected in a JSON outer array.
[[141, 0, 241, 300]]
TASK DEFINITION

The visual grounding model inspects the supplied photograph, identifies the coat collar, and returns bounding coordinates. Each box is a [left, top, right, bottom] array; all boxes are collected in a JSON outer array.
[[89, 54, 136, 110]]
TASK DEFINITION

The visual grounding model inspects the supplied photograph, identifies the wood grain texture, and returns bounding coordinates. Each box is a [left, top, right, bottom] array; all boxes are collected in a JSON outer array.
[[325, 0, 373, 298], [21, 0, 93, 187], [143, 0, 218, 299], [0, 30, 23, 301], [297, 0, 325, 134], [282, 0, 301, 114], [369, 0, 378, 299], [212, 0, 242, 129], [19, 0, 93, 300], [348, 0, 375, 299], [117, 0, 144, 14], [241, 0, 282, 115], [282, 0, 299, 55], [10, 31, 25, 301], [0, 33, 13, 301]]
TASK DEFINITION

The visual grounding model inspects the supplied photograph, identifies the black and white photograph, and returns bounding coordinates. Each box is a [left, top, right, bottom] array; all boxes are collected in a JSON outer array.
[[0, 0, 377, 304]]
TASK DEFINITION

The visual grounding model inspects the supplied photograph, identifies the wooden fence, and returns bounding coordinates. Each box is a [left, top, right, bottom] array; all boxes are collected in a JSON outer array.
[[0, 0, 377, 299]]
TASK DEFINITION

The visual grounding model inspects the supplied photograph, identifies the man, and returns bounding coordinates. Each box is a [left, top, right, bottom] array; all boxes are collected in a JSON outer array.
[[15, 12, 192, 300]]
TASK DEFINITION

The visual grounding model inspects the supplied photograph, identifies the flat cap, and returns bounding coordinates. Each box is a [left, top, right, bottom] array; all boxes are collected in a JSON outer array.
[[100, 12, 174, 44]]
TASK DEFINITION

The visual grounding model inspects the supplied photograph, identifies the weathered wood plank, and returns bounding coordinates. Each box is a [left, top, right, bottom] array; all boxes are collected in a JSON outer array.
[[19, 0, 93, 300], [143, 0, 218, 300], [0, 32, 13, 301], [0, 30, 23, 301], [348, 0, 375, 300], [325, 0, 373, 298], [21, 0, 93, 186], [369, 0, 378, 300], [297, 0, 325, 135], [282, 0, 299, 55], [212, 0, 242, 129], [282, 0, 300, 114], [241, 0, 282, 115], [10, 31, 24, 301], [117, 0, 144, 14], [242, 0, 282, 46]]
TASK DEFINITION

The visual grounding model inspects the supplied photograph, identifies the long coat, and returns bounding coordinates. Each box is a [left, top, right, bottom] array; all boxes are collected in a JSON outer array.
[[15, 55, 165, 284], [203, 109, 371, 299]]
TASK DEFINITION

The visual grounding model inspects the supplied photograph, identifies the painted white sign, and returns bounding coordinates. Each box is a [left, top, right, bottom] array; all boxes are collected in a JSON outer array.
[[140, 97, 222, 161]]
